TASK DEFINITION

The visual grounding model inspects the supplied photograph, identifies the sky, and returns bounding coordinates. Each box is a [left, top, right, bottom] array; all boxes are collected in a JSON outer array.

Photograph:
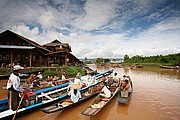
[[0, 0, 180, 59]]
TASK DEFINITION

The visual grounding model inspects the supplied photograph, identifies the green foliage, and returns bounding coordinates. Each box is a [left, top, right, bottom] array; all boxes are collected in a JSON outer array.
[[84, 61, 92, 64], [104, 59, 110, 63], [123, 53, 180, 66], [0, 68, 12, 75], [0, 66, 85, 79], [96, 58, 104, 63], [43, 70, 60, 78], [124, 55, 130, 62]]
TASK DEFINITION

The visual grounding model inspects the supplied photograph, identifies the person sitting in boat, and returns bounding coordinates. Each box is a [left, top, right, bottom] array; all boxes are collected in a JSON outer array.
[[28, 74, 35, 84], [119, 80, 130, 91], [99, 82, 112, 98], [121, 75, 126, 82], [67, 84, 82, 103], [61, 71, 67, 80], [74, 75, 82, 87], [113, 72, 119, 83], [76, 72, 81, 79], [32, 79, 41, 88], [36, 72, 43, 80], [119, 80, 131, 97], [6, 65, 25, 110]]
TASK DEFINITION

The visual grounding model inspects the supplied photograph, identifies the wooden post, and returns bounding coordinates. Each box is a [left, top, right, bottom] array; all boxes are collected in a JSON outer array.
[[10, 50, 13, 68], [65, 55, 67, 66], [29, 51, 32, 67], [48, 56, 49, 66]]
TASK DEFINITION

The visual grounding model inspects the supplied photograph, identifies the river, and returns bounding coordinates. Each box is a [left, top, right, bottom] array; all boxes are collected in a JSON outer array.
[[1, 64, 180, 120]]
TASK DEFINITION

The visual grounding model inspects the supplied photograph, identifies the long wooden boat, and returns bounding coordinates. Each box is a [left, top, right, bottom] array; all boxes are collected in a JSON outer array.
[[41, 69, 114, 113], [41, 82, 102, 113], [160, 65, 180, 69], [0, 69, 113, 119], [0, 69, 113, 112], [0, 81, 70, 112], [118, 76, 133, 104], [0, 82, 69, 119], [81, 81, 120, 116], [84, 66, 98, 75]]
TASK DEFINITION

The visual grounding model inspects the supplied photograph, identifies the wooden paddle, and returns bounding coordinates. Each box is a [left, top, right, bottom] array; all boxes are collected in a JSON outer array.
[[12, 92, 26, 120]]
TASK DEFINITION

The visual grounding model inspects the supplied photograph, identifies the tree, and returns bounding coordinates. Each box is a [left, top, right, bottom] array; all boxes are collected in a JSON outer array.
[[124, 55, 130, 62], [96, 58, 104, 63], [84, 57, 87, 62], [104, 59, 110, 63]]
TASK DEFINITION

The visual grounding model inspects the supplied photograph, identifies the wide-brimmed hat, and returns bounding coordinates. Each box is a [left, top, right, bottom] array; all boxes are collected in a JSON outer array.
[[13, 65, 24, 70], [71, 84, 81, 89]]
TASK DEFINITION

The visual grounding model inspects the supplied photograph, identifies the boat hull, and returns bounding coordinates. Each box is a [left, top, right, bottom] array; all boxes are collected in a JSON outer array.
[[81, 81, 120, 116]]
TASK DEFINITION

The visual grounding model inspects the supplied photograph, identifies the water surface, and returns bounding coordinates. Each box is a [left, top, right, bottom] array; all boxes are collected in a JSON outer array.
[[1, 65, 180, 120]]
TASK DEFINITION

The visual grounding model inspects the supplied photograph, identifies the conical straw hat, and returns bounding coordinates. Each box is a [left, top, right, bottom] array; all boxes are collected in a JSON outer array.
[[71, 84, 81, 89]]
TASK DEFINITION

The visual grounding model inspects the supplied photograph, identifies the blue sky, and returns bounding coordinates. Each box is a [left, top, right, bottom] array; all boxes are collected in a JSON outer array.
[[0, 0, 180, 58]]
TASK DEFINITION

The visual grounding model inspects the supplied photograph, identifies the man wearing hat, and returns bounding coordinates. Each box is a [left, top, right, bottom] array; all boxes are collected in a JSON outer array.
[[7, 65, 25, 110]]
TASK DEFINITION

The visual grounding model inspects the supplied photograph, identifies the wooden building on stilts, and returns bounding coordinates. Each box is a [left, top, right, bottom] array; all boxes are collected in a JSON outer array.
[[0, 30, 82, 68]]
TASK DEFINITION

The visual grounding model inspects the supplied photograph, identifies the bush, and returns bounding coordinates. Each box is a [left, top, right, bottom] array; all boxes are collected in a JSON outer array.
[[0, 66, 85, 80], [42, 70, 60, 78]]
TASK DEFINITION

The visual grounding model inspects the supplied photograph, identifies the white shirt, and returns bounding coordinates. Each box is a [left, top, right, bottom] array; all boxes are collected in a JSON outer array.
[[7, 73, 23, 92], [68, 89, 82, 103], [113, 75, 119, 81], [62, 75, 66, 80], [37, 74, 43, 79], [101, 86, 111, 98], [74, 78, 82, 86]]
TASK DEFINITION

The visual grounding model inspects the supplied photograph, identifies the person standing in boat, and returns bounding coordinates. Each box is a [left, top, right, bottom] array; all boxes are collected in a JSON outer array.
[[7, 65, 25, 110]]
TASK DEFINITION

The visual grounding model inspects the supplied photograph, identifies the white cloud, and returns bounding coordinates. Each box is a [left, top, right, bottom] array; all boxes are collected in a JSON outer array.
[[0, 0, 179, 59], [38, 11, 55, 29], [74, 0, 117, 31]]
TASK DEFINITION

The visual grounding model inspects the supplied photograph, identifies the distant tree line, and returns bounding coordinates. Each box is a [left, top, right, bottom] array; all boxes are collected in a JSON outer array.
[[95, 58, 110, 63], [83, 57, 111, 64], [123, 53, 180, 66]]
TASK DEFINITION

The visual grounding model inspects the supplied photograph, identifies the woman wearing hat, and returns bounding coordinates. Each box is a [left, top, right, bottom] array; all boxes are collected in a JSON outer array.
[[7, 65, 25, 110], [67, 84, 81, 103]]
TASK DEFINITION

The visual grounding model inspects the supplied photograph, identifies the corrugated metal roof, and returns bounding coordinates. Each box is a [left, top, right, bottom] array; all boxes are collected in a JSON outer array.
[[0, 45, 35, 49]]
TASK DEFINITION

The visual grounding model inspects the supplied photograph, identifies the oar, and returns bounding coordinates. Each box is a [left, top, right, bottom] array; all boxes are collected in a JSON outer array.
[[12, 92, 26, 120]]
